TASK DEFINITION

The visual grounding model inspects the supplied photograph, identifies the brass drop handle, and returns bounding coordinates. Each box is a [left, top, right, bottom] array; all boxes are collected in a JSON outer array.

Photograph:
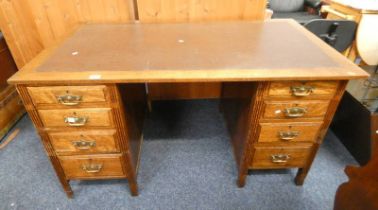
[[57, 95, 82, 106], [291, 86, 314, 97], [82, 164, 103, 173], [271, 154, 290, 163], [72, 140, 96, 150], [64, 116, 88, 127], [284, 107, 307, 118], [278, 131, 300, 141]]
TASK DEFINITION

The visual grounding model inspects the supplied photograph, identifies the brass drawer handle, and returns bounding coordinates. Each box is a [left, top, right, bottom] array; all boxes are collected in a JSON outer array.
[[82, 164, 103, 173], [64, 116, 88, 127], [290, 86, 314, 97], [57, 95, 82, 106], [271, 154, 290, 163], [284, 107, 307, 118], [278, 131, 300, 141], [72, 140, 96, 150]]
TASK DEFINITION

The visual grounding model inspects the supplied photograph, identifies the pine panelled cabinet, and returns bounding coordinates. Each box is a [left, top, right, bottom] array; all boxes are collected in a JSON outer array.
[[8, 20, 368, 198]]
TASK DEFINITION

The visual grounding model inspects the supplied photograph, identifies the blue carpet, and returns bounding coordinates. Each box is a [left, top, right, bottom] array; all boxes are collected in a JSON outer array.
[[0, 100, 357, 210]]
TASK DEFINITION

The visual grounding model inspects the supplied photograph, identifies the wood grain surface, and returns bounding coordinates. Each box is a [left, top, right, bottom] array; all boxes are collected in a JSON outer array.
[[137, 0, 267, 22], [262, 100, 330, 119], [250, 144, 313, 169], [38, 108, 114, 128], [258, 122, 322, 143], [59, 154, 126, 179], [48, 129, 119, 155], [8, 20, 369, 85], [27, 85, 108, 105]]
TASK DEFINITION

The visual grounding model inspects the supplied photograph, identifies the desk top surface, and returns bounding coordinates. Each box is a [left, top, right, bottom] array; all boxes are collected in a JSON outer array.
[[9, 20, 368, 84]]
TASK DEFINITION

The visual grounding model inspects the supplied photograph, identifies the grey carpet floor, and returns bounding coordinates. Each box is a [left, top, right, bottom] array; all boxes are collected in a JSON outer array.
[[0, 100, 357, 210]]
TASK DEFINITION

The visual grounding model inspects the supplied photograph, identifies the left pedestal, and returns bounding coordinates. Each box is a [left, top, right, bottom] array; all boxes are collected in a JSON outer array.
[[16, 84, 146, 198]]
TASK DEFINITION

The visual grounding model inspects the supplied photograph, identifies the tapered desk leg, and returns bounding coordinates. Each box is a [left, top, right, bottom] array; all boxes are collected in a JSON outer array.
[[237, 173, 247, 188], [112, 84, 147, 197], [64, 183, 74, 198], [50, 156, 74, 198], [295, 143, 320, 185], [221, 82, 264, 188], [295, 168, 307, 186], [129, 181, 139, 196]]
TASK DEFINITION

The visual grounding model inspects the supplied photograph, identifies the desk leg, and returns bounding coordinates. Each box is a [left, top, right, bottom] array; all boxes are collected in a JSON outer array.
[[129, 180, 139, 196], [221, 82, 266, 188], [237, 170, 247, 187], [50, 156, 74, 198], [111, 84, 147, 197], [295, 143, 320, 185], [296, 81, 348, 185]]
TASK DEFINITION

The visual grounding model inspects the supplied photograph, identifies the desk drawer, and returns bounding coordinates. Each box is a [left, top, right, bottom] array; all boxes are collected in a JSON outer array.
[[267, 81, 338, 99], [59, 154, 126, 179], [263, 100, 330, 119], [49, 130, 119, 155], [258, 122, 322, 143], [27, 86, 108, 106], [250, 145, 312, 169], [39, 108, 114, 128]]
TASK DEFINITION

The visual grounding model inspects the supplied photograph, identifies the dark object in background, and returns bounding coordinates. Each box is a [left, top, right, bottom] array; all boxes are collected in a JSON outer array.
[[304, 20, 357, 52], [331, 91, 376, 166], [0, 32, 18, 88], [0, 32, 25, 140], [269, 0, 322, 24], [334, 146, 378, 210]]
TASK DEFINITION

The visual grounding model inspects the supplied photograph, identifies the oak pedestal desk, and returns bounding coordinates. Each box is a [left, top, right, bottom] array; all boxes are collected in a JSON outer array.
[[8, 20, 368, 198]]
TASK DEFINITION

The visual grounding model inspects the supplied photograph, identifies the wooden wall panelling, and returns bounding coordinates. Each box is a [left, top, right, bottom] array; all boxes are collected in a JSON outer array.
[[137, 0, 267, 22], [27, 0, 79, 48], [75, 0, 134, 23], [0, 0, 44, 68], [0, 0, 135, 69]]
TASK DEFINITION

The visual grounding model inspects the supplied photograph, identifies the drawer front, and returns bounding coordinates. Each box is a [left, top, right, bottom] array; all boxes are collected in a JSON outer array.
[[250, 145, 312, 169], [258, 122, 322, 143], [39, 108, 114, 128], [267, 81, 338, 99], [263, 100, 330, 119], [59, 154, 126, 179], [49, 130, 119, 155], [27, 86, 108, 106]]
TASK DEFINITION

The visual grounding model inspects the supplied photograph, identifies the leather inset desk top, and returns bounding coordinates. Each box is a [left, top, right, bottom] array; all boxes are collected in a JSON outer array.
[[9, 20, 368, 84], [37, 22, 337, 72]]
